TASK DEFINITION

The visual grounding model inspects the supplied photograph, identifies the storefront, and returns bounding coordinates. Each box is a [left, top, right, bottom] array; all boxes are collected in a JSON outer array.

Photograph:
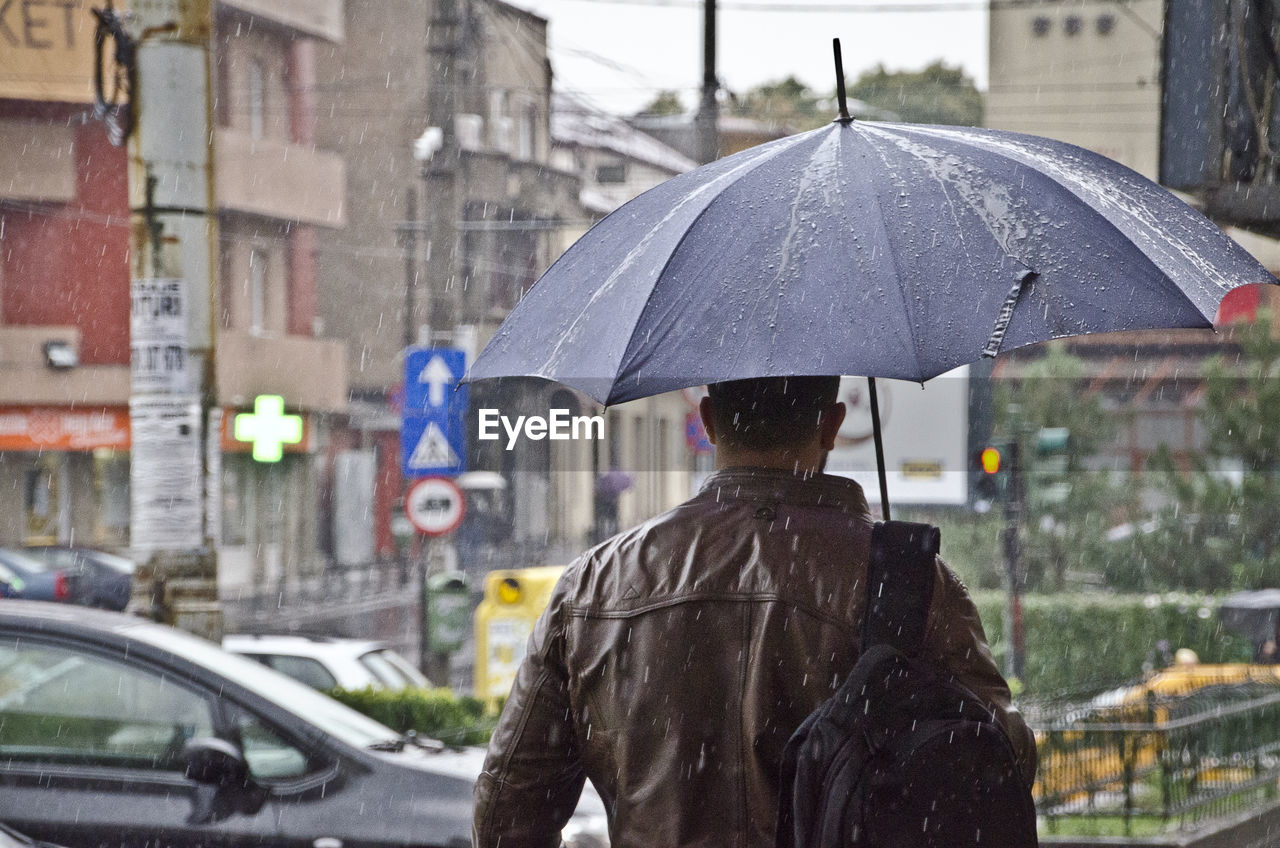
[[0, 407, 132, 548]]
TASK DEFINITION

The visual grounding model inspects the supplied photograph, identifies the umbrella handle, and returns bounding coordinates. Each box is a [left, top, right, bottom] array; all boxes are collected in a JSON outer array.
[[868, 377, 890, 521]]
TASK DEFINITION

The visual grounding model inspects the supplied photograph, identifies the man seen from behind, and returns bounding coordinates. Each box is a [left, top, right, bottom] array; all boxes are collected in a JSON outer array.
[[473, 376, 1036, 848]]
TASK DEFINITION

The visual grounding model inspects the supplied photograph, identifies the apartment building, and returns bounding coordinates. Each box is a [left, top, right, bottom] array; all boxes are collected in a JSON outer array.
[[0, 1, 348, 585]]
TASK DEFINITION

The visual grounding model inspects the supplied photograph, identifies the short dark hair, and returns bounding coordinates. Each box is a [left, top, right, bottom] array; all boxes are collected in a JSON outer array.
[[706, 376, 840, 451]]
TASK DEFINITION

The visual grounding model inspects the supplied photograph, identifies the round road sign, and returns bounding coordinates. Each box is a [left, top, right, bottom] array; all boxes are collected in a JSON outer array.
[[405, 477, 466, 537]]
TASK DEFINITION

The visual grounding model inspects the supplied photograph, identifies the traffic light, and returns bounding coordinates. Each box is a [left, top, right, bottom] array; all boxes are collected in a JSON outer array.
[[1031, 427, 1071, 507], [972, 440, 1013, 507]]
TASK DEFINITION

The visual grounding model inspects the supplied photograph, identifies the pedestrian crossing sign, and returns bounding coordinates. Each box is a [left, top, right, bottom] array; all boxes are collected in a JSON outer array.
[[406, 421, 460, 469], [400, 347, 468, 477]]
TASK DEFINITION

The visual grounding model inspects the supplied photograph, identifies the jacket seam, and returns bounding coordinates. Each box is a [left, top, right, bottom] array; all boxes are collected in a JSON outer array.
[[568, 592, 856, 632]]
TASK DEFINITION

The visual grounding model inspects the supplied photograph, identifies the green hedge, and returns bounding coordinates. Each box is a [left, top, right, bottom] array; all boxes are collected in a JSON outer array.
[[971, 591, 1253, 696], [328, 687, 496, 746], [329, 594, 1249, 727]]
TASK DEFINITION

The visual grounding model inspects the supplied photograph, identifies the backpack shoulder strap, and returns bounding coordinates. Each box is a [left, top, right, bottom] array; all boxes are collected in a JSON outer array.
[[862, 520, 940, 657]]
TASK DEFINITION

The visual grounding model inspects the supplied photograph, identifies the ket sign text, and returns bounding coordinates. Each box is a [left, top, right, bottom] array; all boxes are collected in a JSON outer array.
[[478, 409, 604, 449]]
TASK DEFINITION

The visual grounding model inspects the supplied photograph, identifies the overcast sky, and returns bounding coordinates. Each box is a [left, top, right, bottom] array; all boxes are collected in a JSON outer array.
[[508, 0, 989, 115]]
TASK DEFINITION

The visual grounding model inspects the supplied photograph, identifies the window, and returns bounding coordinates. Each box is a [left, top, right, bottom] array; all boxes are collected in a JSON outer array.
[[256, 654, 338, 691], [223, 701, 315, 780], [248, 248, 267, 333], [1063, 15, 1082, 36], [1096, 14, 1116, 36], [518, 105, 536, 160], [489, 89, 511, 153], [248, 60, 265, 140], [0, 638, 214, 770], [359, 651, 408, 688], [1032, 16, 1051, 37], [596, 162, 627, 184]]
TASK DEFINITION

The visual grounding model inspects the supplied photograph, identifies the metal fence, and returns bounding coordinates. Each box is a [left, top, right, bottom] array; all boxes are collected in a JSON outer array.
[[1028, 673, 1280, 836], [220, 559, 423, 660]]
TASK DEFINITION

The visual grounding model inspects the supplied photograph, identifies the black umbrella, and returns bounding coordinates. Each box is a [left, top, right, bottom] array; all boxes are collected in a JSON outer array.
[[470, 41, 1278, 518]]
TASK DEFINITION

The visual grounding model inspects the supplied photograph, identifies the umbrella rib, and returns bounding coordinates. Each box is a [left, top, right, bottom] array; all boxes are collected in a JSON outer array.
[[611, 135, 823, 401], [858, 130, 929, 380], [895, 124, 1234, 321]]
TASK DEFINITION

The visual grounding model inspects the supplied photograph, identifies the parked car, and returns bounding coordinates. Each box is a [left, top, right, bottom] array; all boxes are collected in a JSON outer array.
[[0, 549, 75, 604], [223, 634, 434, 691], [0, 563, 17, 599], [0, 603, 606, 848], [0, 822, 67, 848], [21, 545, 133, 610]]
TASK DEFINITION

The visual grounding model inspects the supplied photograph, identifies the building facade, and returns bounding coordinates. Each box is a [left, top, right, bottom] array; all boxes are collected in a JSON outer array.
[[0, 1, 348, 588]]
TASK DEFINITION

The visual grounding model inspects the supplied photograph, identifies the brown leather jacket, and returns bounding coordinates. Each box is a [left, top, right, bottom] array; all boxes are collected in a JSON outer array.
[[473, 468, 1036, 848]]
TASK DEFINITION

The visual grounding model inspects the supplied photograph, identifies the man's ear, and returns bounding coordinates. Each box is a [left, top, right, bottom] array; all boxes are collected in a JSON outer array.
[[699, 395, 718, 446], [818, 402, 846, 451]]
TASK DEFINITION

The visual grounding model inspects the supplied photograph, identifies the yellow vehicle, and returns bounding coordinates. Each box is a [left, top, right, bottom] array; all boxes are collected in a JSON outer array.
[[474, 565, 565, 710], [1035, 661, 1280, 806]]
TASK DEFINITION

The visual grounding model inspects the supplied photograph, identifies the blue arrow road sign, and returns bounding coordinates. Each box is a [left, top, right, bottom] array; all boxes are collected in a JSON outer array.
[[402, 347, 468, 477], [404, 347, 467, 413]]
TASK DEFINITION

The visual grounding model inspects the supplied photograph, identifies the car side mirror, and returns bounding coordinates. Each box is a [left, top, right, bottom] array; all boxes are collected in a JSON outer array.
[[182, 737, 266, 824], [183, 737, 249, 786]]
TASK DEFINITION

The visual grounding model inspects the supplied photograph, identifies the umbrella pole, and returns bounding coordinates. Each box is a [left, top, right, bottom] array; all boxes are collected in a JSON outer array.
[[868, 377, 890, 521], [833, 38, 852, 122]]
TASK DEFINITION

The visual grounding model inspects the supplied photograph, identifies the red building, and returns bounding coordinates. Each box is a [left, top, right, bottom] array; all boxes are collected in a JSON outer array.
[[0, 1, 348, 589]]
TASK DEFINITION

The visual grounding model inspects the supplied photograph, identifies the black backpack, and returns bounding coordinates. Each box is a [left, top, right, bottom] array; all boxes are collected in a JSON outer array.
[[775, 521, 1038, 848]]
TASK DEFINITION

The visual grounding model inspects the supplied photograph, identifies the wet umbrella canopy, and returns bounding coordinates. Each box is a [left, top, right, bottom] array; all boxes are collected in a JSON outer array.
[[471, 118, 1275, 404], [470, 41, 1278, 519]]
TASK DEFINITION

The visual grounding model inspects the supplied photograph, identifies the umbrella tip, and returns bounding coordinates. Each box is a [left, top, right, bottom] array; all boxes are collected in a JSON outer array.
[[832, 38, 853, 123]]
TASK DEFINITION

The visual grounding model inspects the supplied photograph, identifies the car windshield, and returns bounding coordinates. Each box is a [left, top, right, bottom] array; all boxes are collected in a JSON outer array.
[[121, 620, 398, 748], [84, 550, 137, 574], [366, 648, 432, 689], [360, 649, 422, 689]]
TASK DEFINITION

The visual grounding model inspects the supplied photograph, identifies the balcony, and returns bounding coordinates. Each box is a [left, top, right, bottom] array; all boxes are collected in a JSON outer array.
[[0, 327, 129, 405], [216, 331, 347, 413], [215, 128, 345, 228], [218, 0, 343, 41]]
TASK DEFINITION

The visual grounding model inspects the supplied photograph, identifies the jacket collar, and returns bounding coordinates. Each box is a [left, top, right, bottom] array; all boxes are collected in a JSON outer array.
[[697, 466, 871, 515]]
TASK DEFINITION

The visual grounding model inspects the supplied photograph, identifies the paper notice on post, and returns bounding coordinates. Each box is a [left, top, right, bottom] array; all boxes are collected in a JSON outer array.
[[131, 278, 190, 394], [130, 396, 203, 552]]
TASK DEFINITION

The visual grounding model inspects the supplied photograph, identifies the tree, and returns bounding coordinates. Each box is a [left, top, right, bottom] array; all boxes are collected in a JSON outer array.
[[634, 90, 686, 118], [1139, 313, 1280, 591], [994, 346, 1131, 592], [728, 75, 827, 132], [848, 60, 984, 126]]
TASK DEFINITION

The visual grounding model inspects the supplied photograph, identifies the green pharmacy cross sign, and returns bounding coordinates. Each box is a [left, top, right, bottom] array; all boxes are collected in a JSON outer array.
[[234, 395, 303, 462]]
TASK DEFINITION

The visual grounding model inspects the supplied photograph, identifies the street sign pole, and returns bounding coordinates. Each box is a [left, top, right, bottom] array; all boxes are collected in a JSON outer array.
[[404, 477, 466, 676], [419, 534, 432, 674]]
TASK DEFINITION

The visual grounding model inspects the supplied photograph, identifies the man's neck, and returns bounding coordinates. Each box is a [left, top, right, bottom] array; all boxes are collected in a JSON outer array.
[[715, 447, 828, 476]]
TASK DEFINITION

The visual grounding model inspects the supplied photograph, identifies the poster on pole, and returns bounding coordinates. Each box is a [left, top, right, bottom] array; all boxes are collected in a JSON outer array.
[[130, 396, 203, 552], [131, 278, 190, 395]]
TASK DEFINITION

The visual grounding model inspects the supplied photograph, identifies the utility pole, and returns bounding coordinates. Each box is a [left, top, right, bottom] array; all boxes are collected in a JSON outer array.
[[424, 0, 465, 335], [1002, 441, 1026, 682], [126, 0, 221, 638], [402, 186, 418, 350], [695, 0, 719, 164]]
